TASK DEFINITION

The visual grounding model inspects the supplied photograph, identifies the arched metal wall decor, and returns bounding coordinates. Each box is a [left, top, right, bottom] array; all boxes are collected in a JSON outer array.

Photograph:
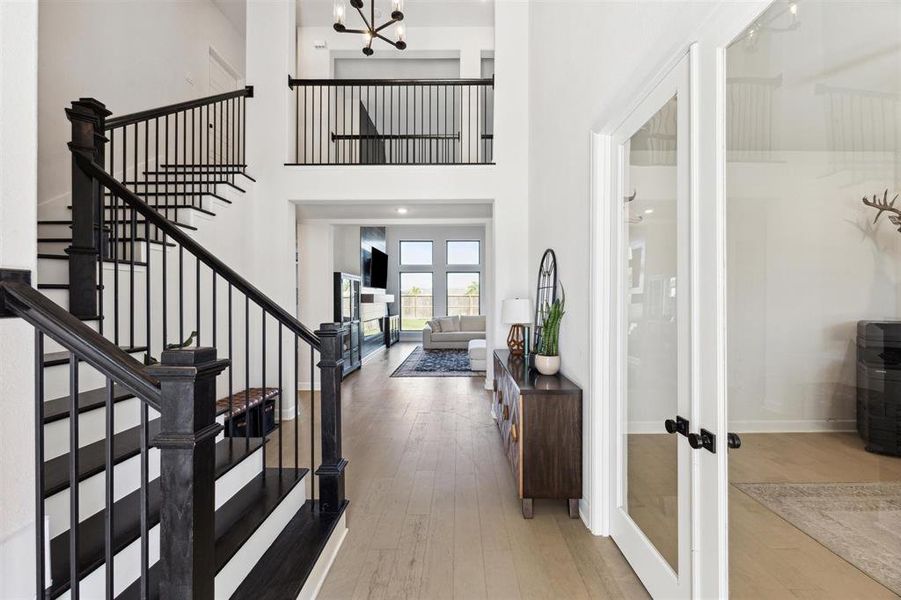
[[533, 248, 558, 351]]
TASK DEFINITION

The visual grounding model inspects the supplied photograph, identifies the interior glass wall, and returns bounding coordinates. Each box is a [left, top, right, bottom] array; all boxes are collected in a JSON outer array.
[[726, 2, 901, 597]]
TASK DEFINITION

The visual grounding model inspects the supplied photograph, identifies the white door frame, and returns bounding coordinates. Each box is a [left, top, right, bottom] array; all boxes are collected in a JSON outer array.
[[588, 3, 773, 598]]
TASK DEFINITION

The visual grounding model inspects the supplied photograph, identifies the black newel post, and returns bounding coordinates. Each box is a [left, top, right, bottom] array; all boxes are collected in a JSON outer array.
[[315, 323, 348, 513], [148, 347, 227, 600], [65, 98, 110, 318]]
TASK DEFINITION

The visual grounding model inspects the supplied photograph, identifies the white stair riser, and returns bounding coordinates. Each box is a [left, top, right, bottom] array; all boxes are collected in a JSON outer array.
[[37, 257, 148, 287], [215, 472, 308, 598], [43, 397, 154, 460], [43, 350, 148, 399], [38, 241, 151, 263], [44, 448, 161, 540], [44, 443, 261, 542], [52, 447, 267, 599]]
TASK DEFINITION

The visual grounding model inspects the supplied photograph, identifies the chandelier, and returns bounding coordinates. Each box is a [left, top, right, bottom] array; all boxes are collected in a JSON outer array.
[[333, 0, 407, 56]]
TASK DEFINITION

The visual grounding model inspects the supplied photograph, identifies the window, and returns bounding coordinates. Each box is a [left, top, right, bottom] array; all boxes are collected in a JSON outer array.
[[400, 272, 433, 330], [399, 241, 432, 265], [446, 240, 480, 265], [447, 272, 480, 317]]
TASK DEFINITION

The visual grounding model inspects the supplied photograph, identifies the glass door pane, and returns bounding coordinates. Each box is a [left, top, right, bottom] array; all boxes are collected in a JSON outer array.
[[610, 50, 691, 600], [726, 2, 901, 597], [625, 95, 680, 572]]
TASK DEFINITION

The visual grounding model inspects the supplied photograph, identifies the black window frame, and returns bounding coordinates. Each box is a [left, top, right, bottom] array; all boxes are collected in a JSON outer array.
[[445, 239, 481, 266], [398, 240, 434, 266]]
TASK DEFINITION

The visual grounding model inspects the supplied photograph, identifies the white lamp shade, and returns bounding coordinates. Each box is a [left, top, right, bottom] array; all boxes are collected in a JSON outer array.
[[502, 298, 532, 325]]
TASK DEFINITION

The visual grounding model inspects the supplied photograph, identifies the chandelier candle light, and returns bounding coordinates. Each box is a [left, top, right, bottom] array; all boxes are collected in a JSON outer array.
[[334, 0, 407, 55]]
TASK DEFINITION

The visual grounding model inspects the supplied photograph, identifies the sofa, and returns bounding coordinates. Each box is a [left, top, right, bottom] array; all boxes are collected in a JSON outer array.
[[422, 314, 486, 350]]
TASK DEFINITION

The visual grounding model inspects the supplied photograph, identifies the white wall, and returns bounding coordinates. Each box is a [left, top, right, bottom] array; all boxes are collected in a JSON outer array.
[[333, 225, 362, 276], [296, 25, 493, 79], [727, 153, 901, 431], [242, 0, 529, 391], [38, 0, 245, 217], [0, 1, 39, 596]]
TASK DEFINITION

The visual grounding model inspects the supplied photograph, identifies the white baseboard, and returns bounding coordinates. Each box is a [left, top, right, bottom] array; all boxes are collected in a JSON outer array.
[[628, 419, 856, 434], [361, 346, 386, 365], [729, 419, 856, 433], [297, 512, 347, 600], [297, 382, 322, 391]]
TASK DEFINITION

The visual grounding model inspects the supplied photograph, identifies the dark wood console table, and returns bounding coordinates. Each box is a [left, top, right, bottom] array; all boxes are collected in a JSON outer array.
[[492, 350, 582, 519]]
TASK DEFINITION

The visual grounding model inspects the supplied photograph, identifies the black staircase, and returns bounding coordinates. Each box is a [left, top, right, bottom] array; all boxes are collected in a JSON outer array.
[[7, 88, 348, 599]]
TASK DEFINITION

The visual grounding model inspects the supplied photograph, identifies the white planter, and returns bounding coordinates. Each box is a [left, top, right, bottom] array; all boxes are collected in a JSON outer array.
[[534, 354, 560, 376]]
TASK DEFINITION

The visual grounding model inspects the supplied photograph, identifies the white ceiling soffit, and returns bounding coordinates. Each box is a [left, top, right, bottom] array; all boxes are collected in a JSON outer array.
[[212, 0, 246, 36], [295, 201, 492, 221], [296, 0, 494, 28]]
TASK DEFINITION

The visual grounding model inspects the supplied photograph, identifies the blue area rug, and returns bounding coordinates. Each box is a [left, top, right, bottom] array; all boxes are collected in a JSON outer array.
[[391, 345, 478, 377]]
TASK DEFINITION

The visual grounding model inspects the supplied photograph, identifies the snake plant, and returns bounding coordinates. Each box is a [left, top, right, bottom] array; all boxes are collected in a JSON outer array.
[[536, 287, 565, 357]]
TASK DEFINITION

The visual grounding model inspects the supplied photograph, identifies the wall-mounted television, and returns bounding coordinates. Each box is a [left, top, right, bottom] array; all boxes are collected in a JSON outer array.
[[368, 247, 388, 289]]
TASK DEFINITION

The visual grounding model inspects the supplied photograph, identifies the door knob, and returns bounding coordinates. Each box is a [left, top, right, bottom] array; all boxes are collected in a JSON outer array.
[[727, 432, 742, 449], [664, 415, 689, 436], [688, 429, 716, 454]]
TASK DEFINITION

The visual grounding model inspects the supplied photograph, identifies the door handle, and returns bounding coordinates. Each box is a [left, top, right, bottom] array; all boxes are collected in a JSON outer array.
[[727, 432, 742, 449], [688, 429, 716, 454], [664, 415, 689, 437]]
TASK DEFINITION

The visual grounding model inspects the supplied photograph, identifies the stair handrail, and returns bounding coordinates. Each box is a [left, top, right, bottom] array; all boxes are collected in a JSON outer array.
[[104, 86, 253, 130], [0, 279, 162, 409], [71, 152, 322, 350]]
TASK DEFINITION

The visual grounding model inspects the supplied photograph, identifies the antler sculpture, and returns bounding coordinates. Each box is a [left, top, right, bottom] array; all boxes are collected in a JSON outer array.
[[862, 189, 901, 232]]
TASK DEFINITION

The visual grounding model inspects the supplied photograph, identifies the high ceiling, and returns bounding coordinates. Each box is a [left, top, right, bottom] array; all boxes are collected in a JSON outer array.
[[296, 0, 494, 28]]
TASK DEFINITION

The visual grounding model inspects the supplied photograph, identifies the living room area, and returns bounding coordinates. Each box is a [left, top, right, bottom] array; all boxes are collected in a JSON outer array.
[[295, 202, 493, 380]]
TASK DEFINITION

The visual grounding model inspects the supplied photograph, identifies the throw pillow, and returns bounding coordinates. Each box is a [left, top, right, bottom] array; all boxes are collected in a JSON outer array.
[[426, 319, 442, 332], [437, 315, 460, 332]]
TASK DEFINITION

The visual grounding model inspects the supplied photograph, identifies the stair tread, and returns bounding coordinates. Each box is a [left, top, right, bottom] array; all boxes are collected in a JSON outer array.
[[38, 236, 175, 247], [44, 383, 134, 424], [37, 253, 149, 267], [104, 190, 232, 203], [43, 346, 147, 368], [160, 163, 248, 168], [47, 439, 270, 599], [44, 418, 161, 498], [122, 180, 246, 193], [232, 500, 348, 600], [37, 283, 103, 290], [114, 468, 308, 600], [39, 218, 197, 231]]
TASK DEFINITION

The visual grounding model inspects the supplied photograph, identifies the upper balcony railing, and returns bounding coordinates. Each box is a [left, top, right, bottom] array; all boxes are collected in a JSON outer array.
[[288, 77, 494, 166]]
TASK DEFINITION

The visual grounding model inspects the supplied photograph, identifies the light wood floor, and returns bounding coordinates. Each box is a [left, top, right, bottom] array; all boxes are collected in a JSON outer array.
[[627, 432, 901, 599], [267, 343, 649, 599], [264, 345, 901, 598]]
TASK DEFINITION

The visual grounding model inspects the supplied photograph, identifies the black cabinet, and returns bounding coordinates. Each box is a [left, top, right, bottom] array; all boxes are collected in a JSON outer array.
[[334, 272, 362, 376], [383, 315, 400, 348], [857, 321, 901, 456]]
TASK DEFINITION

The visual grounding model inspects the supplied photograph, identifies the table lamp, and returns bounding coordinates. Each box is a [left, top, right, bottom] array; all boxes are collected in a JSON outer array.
[[502, 298, 532, 357]]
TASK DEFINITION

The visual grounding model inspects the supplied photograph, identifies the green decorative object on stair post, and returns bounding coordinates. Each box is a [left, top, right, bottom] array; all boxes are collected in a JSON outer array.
[[534, 285, 565, 376]]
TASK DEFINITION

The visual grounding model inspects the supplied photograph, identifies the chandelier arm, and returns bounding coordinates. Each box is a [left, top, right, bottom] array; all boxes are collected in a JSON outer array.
[[353, 5, 372, 30], [340, 27, 367, 34], [374, 32, 400, 48], [374, 18, 399, 33]]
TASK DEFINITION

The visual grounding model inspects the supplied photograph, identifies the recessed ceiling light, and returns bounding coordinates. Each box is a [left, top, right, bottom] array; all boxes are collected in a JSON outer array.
[[644, 208, 654, 215], [397, 207, 408, 214]]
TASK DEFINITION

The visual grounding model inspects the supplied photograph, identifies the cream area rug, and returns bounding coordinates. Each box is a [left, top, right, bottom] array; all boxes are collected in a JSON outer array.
[[736, 482, 901, 595]]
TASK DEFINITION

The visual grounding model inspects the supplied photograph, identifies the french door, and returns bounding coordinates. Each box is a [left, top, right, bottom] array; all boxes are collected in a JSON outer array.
[[609, 50, 697, 599]]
